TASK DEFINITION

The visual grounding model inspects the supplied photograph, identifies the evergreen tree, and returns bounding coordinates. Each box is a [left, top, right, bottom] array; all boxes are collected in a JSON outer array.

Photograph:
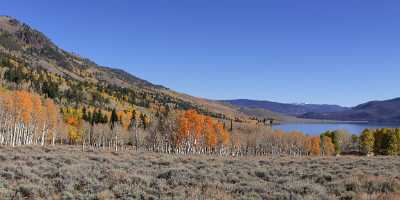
[[110, 108, 118, 130], [4, 65, 25, 84], [82, 107, 88, 121], [140, 113, 147, 130]]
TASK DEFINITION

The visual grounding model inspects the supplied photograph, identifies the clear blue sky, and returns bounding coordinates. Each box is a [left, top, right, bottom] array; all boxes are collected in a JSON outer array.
[[3, 0, 400, 106]]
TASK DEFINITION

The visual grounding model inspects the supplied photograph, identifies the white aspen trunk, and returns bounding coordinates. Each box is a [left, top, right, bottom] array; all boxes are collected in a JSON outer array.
[[52, 129, 56, 146], [12, 122, 18, 147], [82, 138, 85, 151], [41, 124, 47, 146]]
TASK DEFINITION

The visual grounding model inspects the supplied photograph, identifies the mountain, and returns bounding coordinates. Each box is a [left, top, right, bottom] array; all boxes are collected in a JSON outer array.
[[0, 15, 251, 120], [0, 16, 332, 123], [300, 98, 400, 122], [222, 99, 348, 116]]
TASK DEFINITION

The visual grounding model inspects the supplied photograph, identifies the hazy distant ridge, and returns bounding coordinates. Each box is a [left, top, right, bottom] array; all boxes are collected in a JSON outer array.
[[300, 98, 400, 122], [222, 99, 348, 116]]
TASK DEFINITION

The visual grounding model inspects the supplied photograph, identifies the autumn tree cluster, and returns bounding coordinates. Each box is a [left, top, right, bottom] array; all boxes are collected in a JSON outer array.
[[319, 130, 357, 155], [174, 109, 230, 154], [60, 106, 151, 151], [224, 128, 327, 157], [0, 89, 58, 146], [360, 128, 400, 156], [224, 127, 361, 157]]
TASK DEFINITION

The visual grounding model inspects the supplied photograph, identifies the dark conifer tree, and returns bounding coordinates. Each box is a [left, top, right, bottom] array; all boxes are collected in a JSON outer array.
[[110, 108, 118, 130]]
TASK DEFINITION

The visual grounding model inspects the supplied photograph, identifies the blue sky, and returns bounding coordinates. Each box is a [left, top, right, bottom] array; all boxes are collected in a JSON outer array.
[[3, 0, 400, 106]]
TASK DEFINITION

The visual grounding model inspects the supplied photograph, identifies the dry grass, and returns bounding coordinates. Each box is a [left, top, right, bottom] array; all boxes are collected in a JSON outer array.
[[0, 146, 399, 200]]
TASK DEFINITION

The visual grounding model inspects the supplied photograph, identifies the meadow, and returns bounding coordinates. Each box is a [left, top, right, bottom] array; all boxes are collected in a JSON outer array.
[[0, 146, 399, 200]]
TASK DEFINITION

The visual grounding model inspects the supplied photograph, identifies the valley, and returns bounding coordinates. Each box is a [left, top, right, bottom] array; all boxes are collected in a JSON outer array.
[[0, 13, 400, 200]]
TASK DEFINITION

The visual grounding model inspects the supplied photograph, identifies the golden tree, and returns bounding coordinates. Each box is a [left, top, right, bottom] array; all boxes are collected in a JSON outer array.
[[322, 136, 335, 156], [44, 98, 58, 145], [309, 136, 321, 156], [204, 116, 217, 149], [360, 129, 375, 156], [215, 122, 229, 146]]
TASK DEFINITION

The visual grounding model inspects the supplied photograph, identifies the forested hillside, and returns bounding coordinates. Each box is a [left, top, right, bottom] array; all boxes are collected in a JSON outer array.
[[0, 15, 276, 154], [0, 16, 233, 119]]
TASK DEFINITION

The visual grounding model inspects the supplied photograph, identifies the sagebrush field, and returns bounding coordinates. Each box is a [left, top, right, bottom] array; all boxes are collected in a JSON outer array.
[[0, 146, 399, 200]]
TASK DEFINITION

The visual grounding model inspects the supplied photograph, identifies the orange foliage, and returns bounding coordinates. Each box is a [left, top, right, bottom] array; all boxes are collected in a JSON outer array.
[[66, 116, 78, 126], [178, 115, 190, 144], [32, 93, 45, 125], [120, 111, 133, 130], [309, 136, 321, 156], [204, 116, 217, 148], [177, 110, 229, 149], [15, 91, 33, 124]]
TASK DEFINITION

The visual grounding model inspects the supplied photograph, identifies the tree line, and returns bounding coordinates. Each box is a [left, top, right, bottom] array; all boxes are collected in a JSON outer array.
[[360, 128, 400, 156], [1, 89, 400, 157], [0, 89, 323, 157]]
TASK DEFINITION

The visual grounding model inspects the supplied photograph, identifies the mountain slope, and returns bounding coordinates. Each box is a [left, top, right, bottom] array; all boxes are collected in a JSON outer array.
[[0, 16, 315, 123], [301, 98, 400, 122], [0, 15, 247, 120], [222, 99, 348, 116], [0, 16, 160, 89]]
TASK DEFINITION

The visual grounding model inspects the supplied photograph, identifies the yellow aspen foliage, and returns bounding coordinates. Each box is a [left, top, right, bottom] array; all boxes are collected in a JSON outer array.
[[120, 111, 132, 130], [322, 136, 335, 156], [68, 126, 81, 143]]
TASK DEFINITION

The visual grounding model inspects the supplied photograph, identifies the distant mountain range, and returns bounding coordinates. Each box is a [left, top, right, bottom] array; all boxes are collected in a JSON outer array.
[[223, 98, 400, 123], [221, 99, 348, 116], [301, 98, 400, 123]]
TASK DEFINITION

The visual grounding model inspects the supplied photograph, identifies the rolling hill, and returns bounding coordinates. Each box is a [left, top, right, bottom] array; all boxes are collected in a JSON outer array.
[[301, 98, 400, 122]]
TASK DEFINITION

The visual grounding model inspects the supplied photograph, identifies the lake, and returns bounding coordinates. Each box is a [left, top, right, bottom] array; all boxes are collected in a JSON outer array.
[[273, 123, 400, 135]]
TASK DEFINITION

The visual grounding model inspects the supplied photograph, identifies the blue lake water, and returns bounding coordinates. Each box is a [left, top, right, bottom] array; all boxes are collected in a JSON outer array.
[[273, 123, 400, 135]]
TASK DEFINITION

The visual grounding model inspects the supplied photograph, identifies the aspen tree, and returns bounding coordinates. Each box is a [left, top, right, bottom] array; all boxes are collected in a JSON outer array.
[[360, 129, 375, 156], [44, 99, 58, 146], [322, 136, 335, 156], [309, 136, 321, 156], [204, 116, 217, 150], [32, 94, 44, 144]]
